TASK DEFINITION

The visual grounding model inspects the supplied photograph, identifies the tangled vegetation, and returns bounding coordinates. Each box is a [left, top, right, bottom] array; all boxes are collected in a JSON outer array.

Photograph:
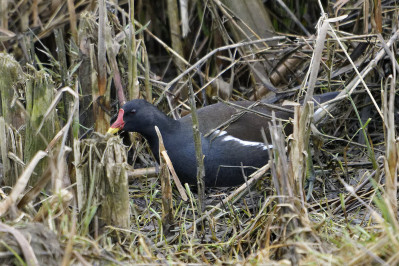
[[0, 0, 398, 265]]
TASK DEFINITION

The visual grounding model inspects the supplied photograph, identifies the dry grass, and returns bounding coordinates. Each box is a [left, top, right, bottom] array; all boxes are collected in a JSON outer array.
[[0, 0, 398, 265]]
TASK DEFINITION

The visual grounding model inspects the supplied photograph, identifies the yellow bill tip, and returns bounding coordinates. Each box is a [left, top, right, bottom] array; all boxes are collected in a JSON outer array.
[[107, 127, 120, 135]]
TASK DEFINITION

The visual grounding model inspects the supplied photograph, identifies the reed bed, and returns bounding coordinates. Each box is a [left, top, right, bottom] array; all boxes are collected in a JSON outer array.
[[0, 0, 398, 264]]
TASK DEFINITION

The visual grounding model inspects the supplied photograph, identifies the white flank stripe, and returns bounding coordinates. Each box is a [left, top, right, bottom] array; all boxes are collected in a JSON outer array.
[[213, 130, 273, 150], [314, 104, 329, 117]]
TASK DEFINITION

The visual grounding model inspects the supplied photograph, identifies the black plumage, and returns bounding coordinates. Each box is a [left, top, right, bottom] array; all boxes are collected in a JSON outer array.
[[108, 92, 338, 187]]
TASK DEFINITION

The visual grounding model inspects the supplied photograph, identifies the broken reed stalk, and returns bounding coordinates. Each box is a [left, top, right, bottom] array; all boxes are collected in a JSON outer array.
[[291, 103, 314, 208], [0, 118, 8, 185], [0, 0, 7, 29], [105, 21, 126, 106], [268, 115, 300, 262], [127, 167, 157, 179], [179, 0, 189, 37], [166, 0, 185, 73], [75, 136, 130, 231], [266, 102, 315, 262], [136, 129, 188, 201], [373, 0, 383, 33], [383, 71, 397, 214], [74, 137, 84, 210], [54, 28, 72, 137], [128, 0, 139, 99], [303, 19, 328, 104], [155, 126, 174, 232], [159, 150, 188, 201], [101, 137, 130, 229], [143, 39, 152, 101], [77, 13, 95, 135], [54, 29, 68, 87], [94, 0, 109, 134], [188, 82, 205, 215], [66, 0, 77, 42], [72, 83, 80, 138]]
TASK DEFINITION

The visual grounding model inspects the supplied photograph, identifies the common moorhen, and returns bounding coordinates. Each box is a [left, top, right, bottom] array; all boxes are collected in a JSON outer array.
[[108, 92, 338, 187]]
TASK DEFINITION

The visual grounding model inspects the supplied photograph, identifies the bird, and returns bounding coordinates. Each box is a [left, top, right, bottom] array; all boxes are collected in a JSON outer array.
[[107, 92, 338, 187]]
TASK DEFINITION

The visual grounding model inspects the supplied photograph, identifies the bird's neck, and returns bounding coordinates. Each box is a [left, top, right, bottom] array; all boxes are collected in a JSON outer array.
[[141, 111, 179, 161]]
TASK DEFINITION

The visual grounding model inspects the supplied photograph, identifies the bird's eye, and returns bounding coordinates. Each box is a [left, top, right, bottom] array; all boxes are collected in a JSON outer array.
[[131, 109, 136, 114]]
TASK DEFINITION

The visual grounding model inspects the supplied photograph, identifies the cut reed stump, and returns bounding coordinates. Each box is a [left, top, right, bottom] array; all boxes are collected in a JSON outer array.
[[0, 53, 25, 186], [25, 70, 57, 185], [74, 135, 130, 231]]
